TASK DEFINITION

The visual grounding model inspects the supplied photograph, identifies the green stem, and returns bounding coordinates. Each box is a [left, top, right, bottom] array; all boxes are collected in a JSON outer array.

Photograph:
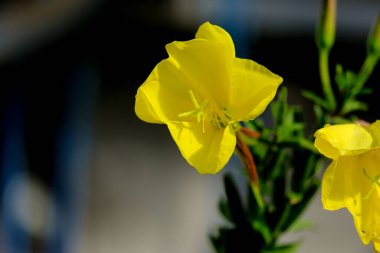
[[251, 182, 264, 211], [319, 49, 336, 112], [271, 204, 292, 245], [351, 53, 380, 96]]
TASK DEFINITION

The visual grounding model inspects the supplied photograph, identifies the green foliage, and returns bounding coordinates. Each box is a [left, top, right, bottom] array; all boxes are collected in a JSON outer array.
[[302, 90, 329, 110], [303, 55, 376, 123], [211, 88, 322, 252], [304, 30, 379, 121], [210, 2, 379, 252], [210, 174, 265, 253], [335, 64, 357, 95], [261, 243, 300, 253]]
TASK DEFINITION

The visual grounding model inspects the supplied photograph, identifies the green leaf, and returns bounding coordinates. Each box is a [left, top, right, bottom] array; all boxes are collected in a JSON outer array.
[[281, 181, 319, 232], [211, 175, 267, 252], [328, 116, 352, 124], [247, 181, 260, 220], [271, 87, 288, 126], [340, 99, 368, 115], [267, 175, 287, 231], [277, 124, 304, 142], [300, 153, 319, 188], [335, 63, 345, 92], [252, 219, 272, 244], [287, 191, 303, 205], [313, 104, 325, 128], [268, 149, 287, 180], [288, 219, 315, 233], [302, 90, 328, 110], [334, 64, 357, 94], [218, 198, 233, 223], [262, 242, 300, 253], [297, 138, 317, 153], [357, 87, 373, 96], [253, 141, 270, 162]]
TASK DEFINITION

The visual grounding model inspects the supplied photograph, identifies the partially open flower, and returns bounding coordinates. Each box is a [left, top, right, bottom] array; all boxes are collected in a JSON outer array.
[[315, 121, 380, 252], [135, 22, 282, 174], [317, 0, 337, 50]]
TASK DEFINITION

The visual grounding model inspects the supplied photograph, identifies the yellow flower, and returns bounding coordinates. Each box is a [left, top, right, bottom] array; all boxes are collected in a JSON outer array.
[[135, 22, 282, 174], [314, 121, 380, 252]]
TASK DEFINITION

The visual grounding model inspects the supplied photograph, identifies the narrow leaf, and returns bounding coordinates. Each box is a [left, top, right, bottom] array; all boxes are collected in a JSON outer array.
[[302, 90, 328, 109]]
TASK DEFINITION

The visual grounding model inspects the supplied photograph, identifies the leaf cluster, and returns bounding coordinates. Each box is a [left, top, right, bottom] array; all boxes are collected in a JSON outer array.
[[211, 88, 323, 253], [211, 6, 379, 252], [303, 44, 379, 125]]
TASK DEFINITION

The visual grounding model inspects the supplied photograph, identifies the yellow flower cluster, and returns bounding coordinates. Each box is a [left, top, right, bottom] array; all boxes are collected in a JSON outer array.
[[135, 22, 282, 174], [315, 121, 380, 252]]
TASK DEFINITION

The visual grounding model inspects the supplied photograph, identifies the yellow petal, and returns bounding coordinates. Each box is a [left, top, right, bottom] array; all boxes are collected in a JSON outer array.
[[195, 22, 235, 59], [373, 237, 380, 253], [167, 122, 236, 174], [321, 158, 351, 211], [229, 58, 283, 121], [322, 155, 373, 210], [322, 150, 380, 245], [314, 123, 373, 159], [365, 120, 380, 148], [135, 82, 163, 123], [165, 34, 233, 108], [135, 22, 282, 175], [135, 59, 195, 123], [354, 190, 380, 246], [316, 122, 380, 248], [350, 150, 380, 245]]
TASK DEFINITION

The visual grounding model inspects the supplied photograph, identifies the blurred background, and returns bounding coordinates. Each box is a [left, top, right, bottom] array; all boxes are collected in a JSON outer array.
[[0, 0, 379, 252]]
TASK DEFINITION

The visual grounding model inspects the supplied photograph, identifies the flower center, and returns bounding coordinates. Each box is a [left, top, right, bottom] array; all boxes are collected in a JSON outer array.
[[178, 90, 231, 132]]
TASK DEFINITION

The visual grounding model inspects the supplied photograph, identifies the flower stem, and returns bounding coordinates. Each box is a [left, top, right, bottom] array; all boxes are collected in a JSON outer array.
[[351, 53, 380, 96], [240, 127, 261, 138], [319, 49, 336, 112], [236, 131, 264, 210], [271, 204, 292, 244]]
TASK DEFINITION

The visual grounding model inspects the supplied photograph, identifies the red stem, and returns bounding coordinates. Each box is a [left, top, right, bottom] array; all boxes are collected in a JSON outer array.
[[240, 127, 261, 138], [236, 131, 259, 187]]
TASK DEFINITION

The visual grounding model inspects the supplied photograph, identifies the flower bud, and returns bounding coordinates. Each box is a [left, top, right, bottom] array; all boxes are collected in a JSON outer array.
[[317, 0, 337, 50], [367, 13, 380, 56]]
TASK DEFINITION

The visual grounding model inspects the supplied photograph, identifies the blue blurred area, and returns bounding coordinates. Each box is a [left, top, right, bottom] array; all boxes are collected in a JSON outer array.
[[0, 64, 99, 253], [0, 0, 378, 253], [1, 97, 30, 253], [47, 65, 99, 253]]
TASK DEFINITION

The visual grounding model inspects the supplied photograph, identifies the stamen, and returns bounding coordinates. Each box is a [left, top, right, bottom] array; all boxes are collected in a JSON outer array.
[[211, 108, 230, 129], [177, 90, 232, 132]]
